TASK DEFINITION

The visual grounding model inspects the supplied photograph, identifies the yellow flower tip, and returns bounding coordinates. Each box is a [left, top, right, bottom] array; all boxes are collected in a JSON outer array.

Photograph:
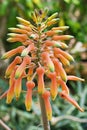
[[52, 26, 69, 31], [47, 12, 58, 21], [7, 33, 17, 37], [6, 84, 14, 104], [14, 77, 22, 99], [49, 65, 55, 72], [47, 112, 52, 121], [16, 17, 30, 26], [26, 105, 31, 111], [8, 27, 16, 31], [60, 42, 68, 49], [6, 99, 12, 104], [1, 54, 7, 60], [7, 38, 14, 42], [51, 94, 56, 101], [47, 18, 59, 26], [57, 54, 70, 67], [16, 24, 24, 28], [15, 72, 20, 79]]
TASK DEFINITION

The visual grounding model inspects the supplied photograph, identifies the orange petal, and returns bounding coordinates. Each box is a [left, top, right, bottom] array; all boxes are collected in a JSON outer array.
[[41, 52, 55, 72], [52, 35, 74, 40], [42, 91, 52, 120], [36, 67, 45, 94], [59, 91, 84, 112], [14, 77, 22, 99], [25, 89, 32, 111], [25, 81, 35, 111], [15, 56, 31, 79], [9, 28, 29, 34], [53, 58, 67, 81], [6, 82, 15, 104], [21, 43, 35, 57], [48, 72, 58, 100], [54, 48, 74, 62], [5, 56, 22, 78], [57, 78, 69, 95], [52, 26, 69, 31], [67, 76, 84, 82], [1, 46, 25, 60], [57, 54, 70, 66]]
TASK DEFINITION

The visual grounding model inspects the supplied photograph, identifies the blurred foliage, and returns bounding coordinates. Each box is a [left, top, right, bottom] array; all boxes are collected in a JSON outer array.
[[0, 0, 87, 130]]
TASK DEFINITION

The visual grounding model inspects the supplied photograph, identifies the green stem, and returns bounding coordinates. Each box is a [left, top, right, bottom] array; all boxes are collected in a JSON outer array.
[[39, 95, 50, 130]]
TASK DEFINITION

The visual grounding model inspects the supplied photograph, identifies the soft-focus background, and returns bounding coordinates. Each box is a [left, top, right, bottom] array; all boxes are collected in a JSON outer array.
[[0, 0, 87, 130]]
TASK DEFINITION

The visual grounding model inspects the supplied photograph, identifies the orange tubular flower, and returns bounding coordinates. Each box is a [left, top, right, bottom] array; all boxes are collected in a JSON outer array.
[[53, 58, 67, 81], [41, 52, 55, 72], [25, 81, 35, 111], [54, 48, 74, 62], [57, 78, 69, 95], [1, 10, 84, 122], [21, 43, 35, 57], [67, 75, 84, 82], [1, 46, 25, 60], [42, 91, 52, 120], [52, 26, 69, 31], [27, 65, 34, 80], [6, 82, 15, 104], [15, 56, 31, 79], [14, 76, 22, 100], [57, 54, 70, 66], [48, 72, 58, 100], [9, 27, 29, 34], [59, 91, 84, 112], [36, 67, 45, 94], [6, 68, 16, 104], [52, 35, 74, 41], [45, 40, 61, 48], [5, 56, 22, 78]]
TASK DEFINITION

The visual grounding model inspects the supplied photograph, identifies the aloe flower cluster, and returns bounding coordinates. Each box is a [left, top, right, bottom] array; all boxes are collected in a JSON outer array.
[[1, 10, 84, 120]]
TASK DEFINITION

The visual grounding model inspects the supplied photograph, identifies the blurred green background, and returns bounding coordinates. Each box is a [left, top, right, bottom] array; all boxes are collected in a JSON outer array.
[[0, 0, 87, 130]]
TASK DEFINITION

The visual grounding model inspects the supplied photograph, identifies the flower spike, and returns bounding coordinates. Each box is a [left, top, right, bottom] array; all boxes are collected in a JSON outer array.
[[1, 10, 84, 121]]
